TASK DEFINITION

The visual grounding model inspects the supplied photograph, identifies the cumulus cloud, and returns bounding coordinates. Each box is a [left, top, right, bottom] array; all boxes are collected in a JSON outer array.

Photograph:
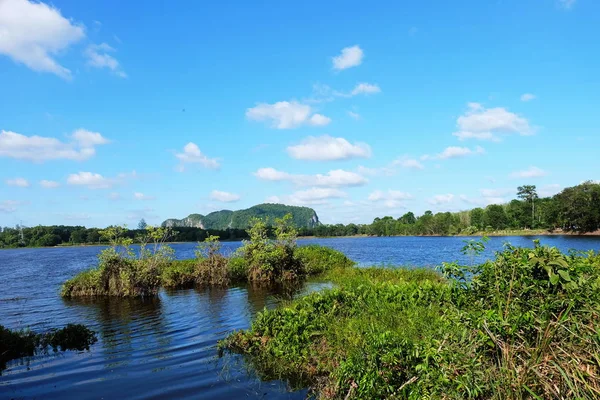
[[254, 168, 367, 188], [210, 190, 241, 202], [288, 188, 346, 205], [134, 192, 155, 201], [520, 93, 536, 102], [392, 157, 424, 170], [0, 129, 109, 162], [0, 0, 85, 79], [287, 135, 371, 161], [356, 165, 396, 177], [368, 190, 413, 208], [332, 45, 363, 70], [428, 194, 455, 205], [40, 180, 60, 188], [351, 83, 381, 96], [510, 166, 547, 179], [6, 177, 29, 187], [84, 43, 126, 78], [175, 142, 220, 171], [67, 172, 114, 189], [453, 103, 535, 141], [347, 111, 360, 120], [422, 146, 485, 160], [539, 184, 562, 197], [246, 101, 331, 129]]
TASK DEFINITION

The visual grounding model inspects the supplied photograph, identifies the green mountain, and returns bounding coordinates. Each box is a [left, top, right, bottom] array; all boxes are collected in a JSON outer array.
[[161, 203, 320, 230]]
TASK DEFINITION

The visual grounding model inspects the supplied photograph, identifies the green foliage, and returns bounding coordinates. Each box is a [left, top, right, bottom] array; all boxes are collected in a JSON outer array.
[[224, 245, 600, 399], [62, 225, 174, 297], [227, 256, 249, 281], [240, 214, 303, 282], [195, 235, 229, 286], [294, 245, 354, 275], [1, 324, 97, 373], [161, 259, 197, 288]]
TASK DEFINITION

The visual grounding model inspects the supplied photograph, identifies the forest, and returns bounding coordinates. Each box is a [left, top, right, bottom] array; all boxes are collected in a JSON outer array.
[[1, 181, 598, 248]]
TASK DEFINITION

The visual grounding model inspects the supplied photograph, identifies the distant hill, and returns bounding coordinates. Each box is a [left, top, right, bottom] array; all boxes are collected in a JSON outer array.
[[161, 203, 320, 230]]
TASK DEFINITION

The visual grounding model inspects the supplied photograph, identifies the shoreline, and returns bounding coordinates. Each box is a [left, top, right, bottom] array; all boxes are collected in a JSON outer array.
[[2, 230, 600, 250]]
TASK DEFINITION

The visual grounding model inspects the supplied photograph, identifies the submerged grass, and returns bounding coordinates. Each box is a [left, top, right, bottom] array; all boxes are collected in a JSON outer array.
[[222, 242, 600, 399]]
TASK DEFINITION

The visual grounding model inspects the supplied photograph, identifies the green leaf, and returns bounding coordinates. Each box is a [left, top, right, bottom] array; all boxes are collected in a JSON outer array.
[[549, 274, 559, 285], [558, 270, 572, 282]]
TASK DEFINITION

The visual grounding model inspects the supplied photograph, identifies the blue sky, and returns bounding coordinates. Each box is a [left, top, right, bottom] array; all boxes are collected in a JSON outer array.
[[0, 0, 598, 227]]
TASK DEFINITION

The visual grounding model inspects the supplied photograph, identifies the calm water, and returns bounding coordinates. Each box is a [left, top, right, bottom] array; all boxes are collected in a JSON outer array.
[[2, 236, 600, 399]]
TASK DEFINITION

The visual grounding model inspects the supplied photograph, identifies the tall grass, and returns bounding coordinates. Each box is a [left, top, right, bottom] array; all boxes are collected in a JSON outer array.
[[222, 241, 600, 399]]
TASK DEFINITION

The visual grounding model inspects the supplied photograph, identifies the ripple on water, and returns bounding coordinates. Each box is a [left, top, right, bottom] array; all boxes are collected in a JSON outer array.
[[2, 236, 600, 398]]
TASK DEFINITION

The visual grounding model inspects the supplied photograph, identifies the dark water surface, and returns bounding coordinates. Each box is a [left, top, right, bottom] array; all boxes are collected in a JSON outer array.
[[2, 236, 600, 399]]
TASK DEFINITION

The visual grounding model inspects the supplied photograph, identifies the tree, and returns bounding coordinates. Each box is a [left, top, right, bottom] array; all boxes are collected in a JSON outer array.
[[517, 185, 538, 228], [470, 208, 485, 230], [484, 205, 508, 230], [138, 218, 148, 230], [398, 212, 416, 225]]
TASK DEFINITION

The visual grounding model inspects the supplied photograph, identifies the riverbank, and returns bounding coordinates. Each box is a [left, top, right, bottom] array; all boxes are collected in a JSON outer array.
[[222, 242, 600, 399]]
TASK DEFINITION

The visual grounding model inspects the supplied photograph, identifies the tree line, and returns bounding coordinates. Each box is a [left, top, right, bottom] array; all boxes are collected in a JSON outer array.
[[300, 181, 600, 237], [1, 181, 598, 248]]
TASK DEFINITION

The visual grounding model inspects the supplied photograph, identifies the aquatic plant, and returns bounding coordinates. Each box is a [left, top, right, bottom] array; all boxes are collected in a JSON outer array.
[[62, 226, 174, 297], [0, 324, 97, 373], [222, 243, 600, 399]]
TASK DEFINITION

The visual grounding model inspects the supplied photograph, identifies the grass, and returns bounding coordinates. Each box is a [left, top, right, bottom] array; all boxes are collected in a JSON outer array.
[[221, 242, 600, 399], [0, 324, 97, 373]]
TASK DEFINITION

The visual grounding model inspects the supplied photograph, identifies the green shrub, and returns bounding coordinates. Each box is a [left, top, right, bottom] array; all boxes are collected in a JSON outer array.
[[227, 256, 249, 282], [294, 244, 354, 275], [223, 243, 600, 399], [241, 215, 303, 282], [62, 226, 173, 297], [195, 235, 229, 286], [161, 259, 197, 288]]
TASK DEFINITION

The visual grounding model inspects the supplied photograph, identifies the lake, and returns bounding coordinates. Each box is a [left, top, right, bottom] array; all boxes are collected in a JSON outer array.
[[2, 235, 600, 399]]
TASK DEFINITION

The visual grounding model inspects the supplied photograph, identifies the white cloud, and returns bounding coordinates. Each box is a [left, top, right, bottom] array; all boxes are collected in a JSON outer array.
[[347, 111, 360, 120], [62, 213, 91, 221], [67, 172, 114, 189], [0, 129, 109, 162], [351, 83, 381, 96], [392, 157, 424, 170], [510, 166, 547, 179], [265, 195, 281, 204], [6, 177, 29, 187], [459, 194, 504, 206], [254, 168, 367, 187], [210, 190, 241, 202], [558, 0, 576, 9], [175, 142, 220, 171], [453, 103, 535, 141], [520, 93, 536, 102], [428, 194, 455, 205], [246, 101, 331, 129], [40, 179, 60, 188], [288, 187, 346, 205], [0, 0, 85, 79], [134, 192, 155, 201], [332, 45, 363, 70], [368, 190, 413, 202], [422, 146, 485, 160], [84, 43, 126, 78], [108, 192, 121, 200], [0, 200, 24, 213], [287, 135, 371, 161], [356, 165, 396, 177]]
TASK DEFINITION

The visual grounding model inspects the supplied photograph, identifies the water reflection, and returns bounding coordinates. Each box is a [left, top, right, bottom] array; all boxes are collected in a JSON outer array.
[[63, 296, 167, 369]]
